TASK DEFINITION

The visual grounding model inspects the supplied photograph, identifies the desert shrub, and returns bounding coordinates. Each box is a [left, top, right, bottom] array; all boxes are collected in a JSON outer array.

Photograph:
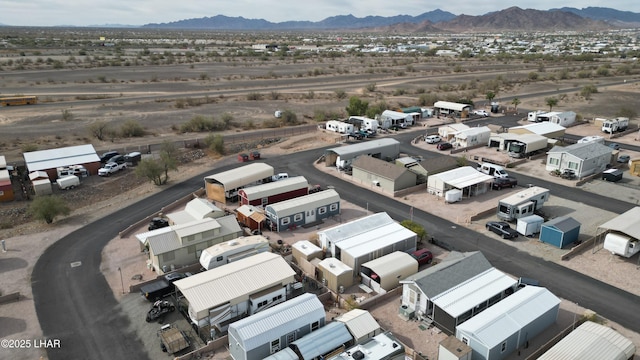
[[247, 92, 262, 100], [120, 120, 145, 137]]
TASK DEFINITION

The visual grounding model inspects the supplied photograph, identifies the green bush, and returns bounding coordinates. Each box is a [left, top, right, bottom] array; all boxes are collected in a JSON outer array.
[[120, 120, 145, 137]]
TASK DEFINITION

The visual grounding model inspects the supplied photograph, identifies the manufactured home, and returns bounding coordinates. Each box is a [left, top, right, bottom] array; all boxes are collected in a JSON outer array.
[[496, 187, 550, 221], [265, 189, 340, 232]]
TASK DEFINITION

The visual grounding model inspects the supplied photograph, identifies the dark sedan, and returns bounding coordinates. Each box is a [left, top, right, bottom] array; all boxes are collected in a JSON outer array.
[[436, 142, 453, 151], [486, 221, 519, 239]]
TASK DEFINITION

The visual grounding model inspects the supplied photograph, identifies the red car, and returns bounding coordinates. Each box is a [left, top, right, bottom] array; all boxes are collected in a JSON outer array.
[[411, 249, 433, 265]]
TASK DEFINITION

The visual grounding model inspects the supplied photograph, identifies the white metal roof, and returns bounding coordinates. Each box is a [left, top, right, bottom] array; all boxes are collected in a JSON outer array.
[[499, 186, 549, 207], [262, 348, 298, 360], [23, 144, 100, 172], [361, 251, 416, 275], [318, 257, 353, 276], [598, 207, 640, 239], [434, 101, 471, 112], [334, 309, 380, 341], [338, 223, 416, 258], [327, 138, 400, 157], [135, 226, 174, 245], [28, 171, 49, 180], [174, 252, 295, 315], [0, 169, 10, 182], [381, 109, 411, 120], [146, 231, 181, 255], [431, 166, 494, 189], [240, 176, 308, 201], [265, 189, 340, 218], [320, 212, 394, 245], [0, 155, 6, 168], [456, 286, 560, 348], [167, 198, 222, 224], [454, 126, 490, 139], [229, 293, 325, 350], [172, 217, 221, 238], [203, 163, 274, 191], [290, 322, 353, 360], [537, 321, 635, 360], [509, 122, 566, 134], [432, 268, 518, 318]]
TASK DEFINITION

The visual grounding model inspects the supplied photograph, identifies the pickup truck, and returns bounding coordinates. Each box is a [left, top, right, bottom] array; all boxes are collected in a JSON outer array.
[[98, 162, 126, 176], [140, 272, 188, 302]]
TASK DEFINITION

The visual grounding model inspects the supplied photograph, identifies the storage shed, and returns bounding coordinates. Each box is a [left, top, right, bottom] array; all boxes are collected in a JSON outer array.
[[228, 293, 326, 360], [204, 163, 274, 203], [455, 286, 560, 360], [360, 251, 418, 292], [540, 216, 581, 248], [317, 257, 353, 294], [427, 166, 494, 198], [235, 204, 266, 231], [23, 144, 101, 180], [31, 179, 52, 196], [265, 189, 341, 232], [238, 176, 309, 206], [537, 321, 636, 360], [334, 309, 381, 344], [324, 138, 400, 169], [291, 240, 323, 264]]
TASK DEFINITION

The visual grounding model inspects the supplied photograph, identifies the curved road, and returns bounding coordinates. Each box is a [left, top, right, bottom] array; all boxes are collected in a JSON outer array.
[[34, 132, 640, 359]]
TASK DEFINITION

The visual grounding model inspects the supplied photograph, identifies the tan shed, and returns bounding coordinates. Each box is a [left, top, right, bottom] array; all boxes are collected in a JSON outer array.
[[317, 257, 353, 294], [360, 251, 418, 292], [291, 240, 323, 264]]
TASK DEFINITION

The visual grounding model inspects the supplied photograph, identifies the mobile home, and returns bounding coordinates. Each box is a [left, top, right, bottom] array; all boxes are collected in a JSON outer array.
[[497, 186, 550, 221]]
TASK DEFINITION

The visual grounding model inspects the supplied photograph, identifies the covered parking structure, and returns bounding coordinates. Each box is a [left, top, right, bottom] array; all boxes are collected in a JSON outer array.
[[204, 162, 274, 203], [324, 138, 400, 169], [434, 101, 472, 118], [360, 251, 418, 292], [594, 206, 640, 250], [427, 166, 494, 198], [23, 144, 101, 180]]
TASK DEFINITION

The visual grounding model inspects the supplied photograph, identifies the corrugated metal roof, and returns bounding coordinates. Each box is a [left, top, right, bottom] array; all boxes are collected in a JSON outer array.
[[403, 251, 492, 298], [23, 144, 100, 172], [434, 101, 471, 112], [147, 231, 181, 255], [352, 155, 410, 181], [320, 212, 394, 245], [262, 347, 298, 360], [361, 252, 417, 278], [204, 163, 274, 191], [167, 198, 222, 224], [431, 166, 494, 189], [537, 321, 635, 360], [135, 226, 174, 245], [509, 122, 566, 134], [265, 189, 340, 218], [334, 309, 380, 341], [548, 142, 612, 159], [174, 252, 295, 315], [240, 176, 308, 200], [173, 218, 221, 238], [318, 258, 352, 275], [381, 110, 411, 120], [341, 225, 416, 258], [230, 293, 325, 350], [326, 138, 400, 158], [290, 322, 352, 359], [456, 286, 560, 348], [598, 207, 640, 240], [432, 268, 518, 318]]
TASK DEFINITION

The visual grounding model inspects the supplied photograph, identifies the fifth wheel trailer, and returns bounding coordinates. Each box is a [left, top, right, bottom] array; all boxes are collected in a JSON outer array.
[[497, 186, 550, 221]]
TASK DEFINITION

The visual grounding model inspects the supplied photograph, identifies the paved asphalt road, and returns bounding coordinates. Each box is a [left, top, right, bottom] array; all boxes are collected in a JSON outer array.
[[33, 131, 640, 359]]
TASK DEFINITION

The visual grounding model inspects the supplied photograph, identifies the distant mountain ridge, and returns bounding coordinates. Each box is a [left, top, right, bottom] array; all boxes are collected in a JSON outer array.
[[142, 7, 639, 32]]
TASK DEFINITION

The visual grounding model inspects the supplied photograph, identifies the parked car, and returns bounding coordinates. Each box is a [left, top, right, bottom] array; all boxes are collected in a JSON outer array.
[[98, 162, 126, 176], [411, 249, 433, 265], [100, 150, 120, 163], [617, 154, 630, 163], [608, 143, 621, 151], [486, 221, 519, 239], [148, 217, 169, 231], [492, 177, 518, 190], [436, 142, 453, 151], [108, 154, 126, 165], [473, 109, 489, 117], [425, 135, 441, 144]]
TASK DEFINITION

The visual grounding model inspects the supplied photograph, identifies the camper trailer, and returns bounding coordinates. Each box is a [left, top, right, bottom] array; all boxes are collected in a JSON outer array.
[[325, 120, 342, 133], [337, 122, 355, 134], [604, 233, 640, 258], [497, 186, 550, 221], [602, 117, 629, 134], [199, 236, 270, 270]]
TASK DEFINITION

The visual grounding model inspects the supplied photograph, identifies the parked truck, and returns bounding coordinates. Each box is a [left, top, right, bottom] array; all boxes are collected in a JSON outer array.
[[603, 232, 640, 258], [602, 117, 629, 133], [56, 175, 80, 190], [497, 186, 550, 221], [507, 135, 548, 158], [158, 324, 190, 354]]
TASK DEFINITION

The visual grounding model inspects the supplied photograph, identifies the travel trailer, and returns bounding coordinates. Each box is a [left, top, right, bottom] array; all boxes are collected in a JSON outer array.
[[604, 233, 640, 258], [497, 186, 550, 221]]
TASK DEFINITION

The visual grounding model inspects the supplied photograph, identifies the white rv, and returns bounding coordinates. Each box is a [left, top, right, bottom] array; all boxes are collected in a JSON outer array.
[[325, 120, 342, 133], [497, 186, 550, 221], [56, 175, 80, 190], [199, 235, 270, 270], [604, 233, 640, 258], [337, 122, 355, 134]]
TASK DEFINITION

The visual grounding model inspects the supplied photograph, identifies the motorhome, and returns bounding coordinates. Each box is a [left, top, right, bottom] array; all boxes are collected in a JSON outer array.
[[199, 236, 270, 270], [348, 116, 379, 133], [497, 186, 550, 221], [604, 233, 640, 258], [602, 117, 629, 133]]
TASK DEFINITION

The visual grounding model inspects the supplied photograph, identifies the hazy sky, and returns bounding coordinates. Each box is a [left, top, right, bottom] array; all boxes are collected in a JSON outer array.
[[2, 1, 639, 27]]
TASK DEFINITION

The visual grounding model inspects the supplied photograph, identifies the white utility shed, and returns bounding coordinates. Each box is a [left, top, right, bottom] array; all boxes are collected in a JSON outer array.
[[334, 309, 381, 344], [537, 320, 635, 360]]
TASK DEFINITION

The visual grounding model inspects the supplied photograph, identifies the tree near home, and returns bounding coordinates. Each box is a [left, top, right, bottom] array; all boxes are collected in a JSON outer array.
[[135, 141, 179, 185], [28, 195, 71, 224], [545, 97, 559, 112], [511, 97, 521, 112], [345, 96, 369, 116], [486, 91, 496, 102], [400, 219, 427, 242], [135, 158, 165, 185], [159, 141, 179, 182]]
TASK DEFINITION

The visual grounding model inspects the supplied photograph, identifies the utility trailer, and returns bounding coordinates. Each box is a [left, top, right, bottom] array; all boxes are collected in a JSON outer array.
[[158, 324, 190, 354]]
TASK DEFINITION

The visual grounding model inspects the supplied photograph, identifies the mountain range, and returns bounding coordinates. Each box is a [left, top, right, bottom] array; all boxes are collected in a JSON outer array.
[[142, 7, 640, 32]]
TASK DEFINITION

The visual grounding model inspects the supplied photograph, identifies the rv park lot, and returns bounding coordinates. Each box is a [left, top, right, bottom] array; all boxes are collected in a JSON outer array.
[[2, 35, 640, 358]]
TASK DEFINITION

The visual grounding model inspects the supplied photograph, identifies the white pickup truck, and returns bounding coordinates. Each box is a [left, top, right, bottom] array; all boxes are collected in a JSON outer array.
[[98, 162, 127, 176]]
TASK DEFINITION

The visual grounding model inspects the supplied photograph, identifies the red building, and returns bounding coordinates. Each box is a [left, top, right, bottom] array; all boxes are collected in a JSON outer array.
[[238, 176, 309, 207]]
